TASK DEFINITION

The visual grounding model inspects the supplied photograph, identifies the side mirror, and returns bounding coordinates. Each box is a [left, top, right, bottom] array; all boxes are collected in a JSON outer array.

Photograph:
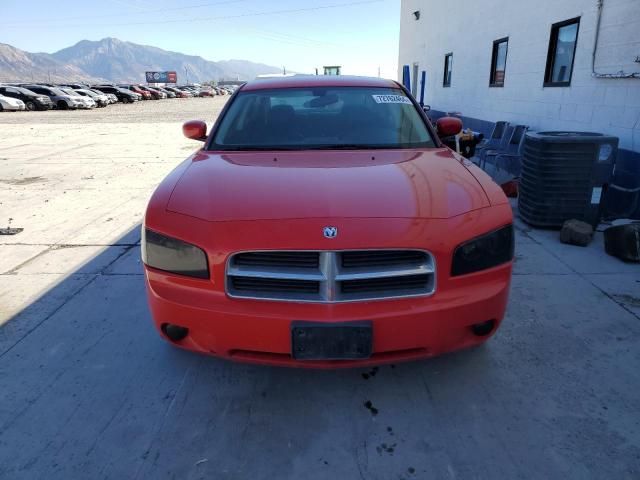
[[422, 105, 431, 112], [435, 116, 463, 137], [183, 120, 207, 141]]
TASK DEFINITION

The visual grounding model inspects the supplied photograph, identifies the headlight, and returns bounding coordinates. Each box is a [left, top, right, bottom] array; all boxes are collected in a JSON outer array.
[[141, 228, 209, 279], [451, 225, 514, 276]]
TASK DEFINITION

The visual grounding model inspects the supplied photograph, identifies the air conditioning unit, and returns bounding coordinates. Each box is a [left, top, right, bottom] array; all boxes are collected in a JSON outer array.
[[518, 131, 618, 227]]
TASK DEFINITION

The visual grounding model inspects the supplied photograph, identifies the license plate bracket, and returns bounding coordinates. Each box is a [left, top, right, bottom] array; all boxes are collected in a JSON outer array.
[[291, 321, 373, 360]]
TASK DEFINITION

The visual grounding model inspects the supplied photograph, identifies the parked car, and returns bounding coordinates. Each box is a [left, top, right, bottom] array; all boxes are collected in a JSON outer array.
[[124, 85, 152, 100], [178, 86, 201, 96], [155, 87, 176, 98], [73, 88, 109, 107], [63, 83, 91, 90], [164, 86, 191, 98], [0, 86, 52, 110], [20, 84, 85, 110], [59, 88, 96, 109], [0, 94, 25, 111], [134, 85, 162, 100], [98, 91, 118, 104], [141, 76, 514, 367], [146, 86, 168, 99], [92, 85, 139, 103], [174, 86, 194, 97]]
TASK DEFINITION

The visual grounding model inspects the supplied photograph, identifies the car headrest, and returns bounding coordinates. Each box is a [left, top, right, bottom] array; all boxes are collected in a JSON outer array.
[[269, 105, 295, 125], [341, 105, 376, 126]]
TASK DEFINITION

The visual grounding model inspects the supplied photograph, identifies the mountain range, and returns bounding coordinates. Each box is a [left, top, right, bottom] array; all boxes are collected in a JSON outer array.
[[0, 38, 282, 84]]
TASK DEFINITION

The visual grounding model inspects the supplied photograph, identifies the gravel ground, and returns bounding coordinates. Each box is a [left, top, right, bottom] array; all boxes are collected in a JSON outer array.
[[0, 98, 639, 479]]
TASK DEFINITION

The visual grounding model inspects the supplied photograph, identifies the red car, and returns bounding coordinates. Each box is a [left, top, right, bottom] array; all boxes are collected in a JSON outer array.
[[142, 76, 514, 368], [128, 85, 152, 100]]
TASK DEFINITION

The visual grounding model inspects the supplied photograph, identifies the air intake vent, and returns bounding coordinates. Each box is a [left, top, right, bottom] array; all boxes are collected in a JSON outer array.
[[340, 274, 431, 294], [233, 251, 320, 268], [341, 250, 427, 268], [227, 250, 435, 302], [231, 277, 320, 294]]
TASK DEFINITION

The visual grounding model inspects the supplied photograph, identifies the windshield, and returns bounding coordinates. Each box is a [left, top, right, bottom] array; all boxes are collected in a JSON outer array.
[[50, 88, 67, 96], [15, 87, 37, 95], [210, 86, 435, 151]]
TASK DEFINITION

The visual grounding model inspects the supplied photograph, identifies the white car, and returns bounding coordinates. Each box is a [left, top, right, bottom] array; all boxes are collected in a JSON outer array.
[[75, 89, 109, 107], [0, 94, 25, 111], [60, 88, 95, 109]]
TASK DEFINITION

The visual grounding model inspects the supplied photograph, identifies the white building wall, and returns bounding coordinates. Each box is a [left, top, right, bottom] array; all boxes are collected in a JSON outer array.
[[398, 0, 640, 152]]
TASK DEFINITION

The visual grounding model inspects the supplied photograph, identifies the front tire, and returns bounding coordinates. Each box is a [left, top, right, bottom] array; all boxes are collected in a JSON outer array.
[[57, 100, 68, 110]]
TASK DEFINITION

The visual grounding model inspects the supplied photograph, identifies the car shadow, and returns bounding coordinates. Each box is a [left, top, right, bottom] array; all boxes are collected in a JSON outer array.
[[0, 224, 531, 479]]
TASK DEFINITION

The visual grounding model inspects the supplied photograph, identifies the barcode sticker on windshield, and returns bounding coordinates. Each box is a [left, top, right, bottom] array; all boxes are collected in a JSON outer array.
[[372, 95, 412, 105]]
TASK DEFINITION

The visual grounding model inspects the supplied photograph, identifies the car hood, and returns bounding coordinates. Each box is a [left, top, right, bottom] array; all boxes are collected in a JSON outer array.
[[167, 148, 492, 221]]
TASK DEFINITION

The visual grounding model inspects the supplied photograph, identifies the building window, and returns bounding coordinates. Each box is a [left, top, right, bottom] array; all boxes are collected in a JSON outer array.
[[490, 38, 508, 87], [544, 17, 580, 87], [443, 53, 453, 87]]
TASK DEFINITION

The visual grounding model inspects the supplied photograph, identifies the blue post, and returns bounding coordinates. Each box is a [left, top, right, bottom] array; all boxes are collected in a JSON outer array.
[[419, 70, 426, 106], [402, 65, 411, 91]]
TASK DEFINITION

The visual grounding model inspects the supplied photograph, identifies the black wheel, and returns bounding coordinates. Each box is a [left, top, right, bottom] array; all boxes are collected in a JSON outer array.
[[25, 101, 36, 111], [57, 100, 68, 110], [0, 103, 3, 112]]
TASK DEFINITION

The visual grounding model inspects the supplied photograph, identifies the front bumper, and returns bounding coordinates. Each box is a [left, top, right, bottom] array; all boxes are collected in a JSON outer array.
[[143, 209, 513, 368], [146, 263, 510, 368]]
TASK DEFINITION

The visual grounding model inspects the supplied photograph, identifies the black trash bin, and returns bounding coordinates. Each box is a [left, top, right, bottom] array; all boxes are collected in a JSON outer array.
[[518, 131, 618, 228]]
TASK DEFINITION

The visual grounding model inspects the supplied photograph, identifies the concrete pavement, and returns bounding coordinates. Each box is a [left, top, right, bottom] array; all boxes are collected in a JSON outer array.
[[0, 100, 639, 479]]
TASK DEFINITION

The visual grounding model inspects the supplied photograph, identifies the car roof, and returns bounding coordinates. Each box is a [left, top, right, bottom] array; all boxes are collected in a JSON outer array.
[[241, 75, 399, 92]]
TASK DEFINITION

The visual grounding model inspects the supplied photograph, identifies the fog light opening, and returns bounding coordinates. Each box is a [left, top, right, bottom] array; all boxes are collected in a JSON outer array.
[[471, 320, 496, 337], [161, 323, 189, 342]]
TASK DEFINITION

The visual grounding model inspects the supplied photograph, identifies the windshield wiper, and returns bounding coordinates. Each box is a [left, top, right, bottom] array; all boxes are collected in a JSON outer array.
[[214, 144, 423, 152], [304, 144, 396, 150], [216, 145, 302, 151]]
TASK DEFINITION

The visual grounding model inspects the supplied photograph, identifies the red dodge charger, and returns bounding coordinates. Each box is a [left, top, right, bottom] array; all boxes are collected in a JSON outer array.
[[142, 75, 514, 368]]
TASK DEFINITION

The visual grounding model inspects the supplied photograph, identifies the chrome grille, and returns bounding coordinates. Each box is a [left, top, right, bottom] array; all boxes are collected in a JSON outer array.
[[226, 250, 435, 302]]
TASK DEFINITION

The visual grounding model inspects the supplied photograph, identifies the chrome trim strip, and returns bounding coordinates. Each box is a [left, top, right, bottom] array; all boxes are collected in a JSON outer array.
[[227, 266, 325, 281], [334, 265, 434, 281]]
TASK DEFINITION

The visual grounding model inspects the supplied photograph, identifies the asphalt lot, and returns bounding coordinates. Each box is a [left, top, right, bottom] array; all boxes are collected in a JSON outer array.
[[1, 98, 639, 480]]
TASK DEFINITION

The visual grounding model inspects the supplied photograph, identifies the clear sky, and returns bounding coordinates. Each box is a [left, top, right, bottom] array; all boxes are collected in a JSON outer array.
[[0, 0, 400, 79]]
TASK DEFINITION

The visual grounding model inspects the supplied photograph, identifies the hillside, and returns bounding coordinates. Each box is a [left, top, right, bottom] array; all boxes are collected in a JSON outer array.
[[0, 38, 282, 84], [0, 43, 101, 83]]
